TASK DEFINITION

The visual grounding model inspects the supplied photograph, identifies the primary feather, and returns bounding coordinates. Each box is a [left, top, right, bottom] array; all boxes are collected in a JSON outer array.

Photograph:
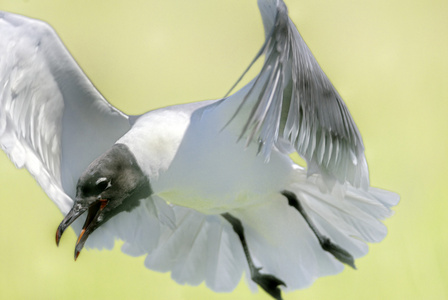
[[225, 0, 368, 189]]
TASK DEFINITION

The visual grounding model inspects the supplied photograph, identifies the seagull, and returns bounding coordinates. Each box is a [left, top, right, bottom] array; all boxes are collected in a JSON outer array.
[[0, 1, 399, 299]]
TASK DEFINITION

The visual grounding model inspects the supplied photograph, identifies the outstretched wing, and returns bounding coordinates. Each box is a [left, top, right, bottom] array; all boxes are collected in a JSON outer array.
[[221, 0, 368, 189], [0, 12, 130, 213], [0, 11, 250, 293]]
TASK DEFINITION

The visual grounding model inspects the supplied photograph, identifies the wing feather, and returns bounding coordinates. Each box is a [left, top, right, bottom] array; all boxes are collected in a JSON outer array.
[[0, 12, 130, 212], [221, 0, 369, 188]]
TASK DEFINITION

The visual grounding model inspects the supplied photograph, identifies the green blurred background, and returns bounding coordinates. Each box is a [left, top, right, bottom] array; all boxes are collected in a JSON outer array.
[[0, 0, 447, 299]]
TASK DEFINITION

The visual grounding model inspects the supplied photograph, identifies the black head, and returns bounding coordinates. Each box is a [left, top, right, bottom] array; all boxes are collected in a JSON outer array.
[[55, 143, 151, 259]]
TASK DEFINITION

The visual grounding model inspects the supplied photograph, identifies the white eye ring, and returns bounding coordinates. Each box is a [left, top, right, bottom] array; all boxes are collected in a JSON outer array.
[[96, 177, 112, 189], [95, 177, 107, 185]]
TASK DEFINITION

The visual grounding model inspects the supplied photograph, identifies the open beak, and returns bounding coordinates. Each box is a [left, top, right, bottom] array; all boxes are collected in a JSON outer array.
[[56, 199, 108, 260]]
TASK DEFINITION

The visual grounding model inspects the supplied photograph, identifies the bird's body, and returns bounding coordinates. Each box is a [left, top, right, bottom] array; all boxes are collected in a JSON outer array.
[[0, 1, 399, 299], [141, 104, 292, 215]]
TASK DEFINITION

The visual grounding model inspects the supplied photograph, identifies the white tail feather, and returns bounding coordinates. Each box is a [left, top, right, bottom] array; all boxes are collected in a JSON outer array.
[[230, 165, 398, 290], [144, 207, 247, 292]]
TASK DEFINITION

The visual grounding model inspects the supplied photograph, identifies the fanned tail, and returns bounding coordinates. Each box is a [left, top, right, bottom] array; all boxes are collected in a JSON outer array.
[[230, 165, 399, 291]]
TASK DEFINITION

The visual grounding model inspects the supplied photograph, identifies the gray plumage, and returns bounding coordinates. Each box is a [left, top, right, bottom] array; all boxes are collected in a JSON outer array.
[[227, 1, 367, 188]]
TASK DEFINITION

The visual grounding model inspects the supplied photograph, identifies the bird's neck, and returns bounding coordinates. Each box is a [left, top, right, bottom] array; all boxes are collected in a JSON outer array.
[[116, 109, 191, 181]]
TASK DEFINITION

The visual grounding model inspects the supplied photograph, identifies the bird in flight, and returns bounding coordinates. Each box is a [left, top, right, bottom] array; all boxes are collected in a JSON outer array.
[[0, 0, 398, 299]]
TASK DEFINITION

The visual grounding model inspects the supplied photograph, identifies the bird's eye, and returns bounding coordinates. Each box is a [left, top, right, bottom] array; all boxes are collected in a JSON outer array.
[[95, 177, 110, 191]]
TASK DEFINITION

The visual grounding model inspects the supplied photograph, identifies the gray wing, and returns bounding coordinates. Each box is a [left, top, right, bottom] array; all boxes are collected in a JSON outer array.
[[223, 0, 368, 189], [0, 12, 131, 213]]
